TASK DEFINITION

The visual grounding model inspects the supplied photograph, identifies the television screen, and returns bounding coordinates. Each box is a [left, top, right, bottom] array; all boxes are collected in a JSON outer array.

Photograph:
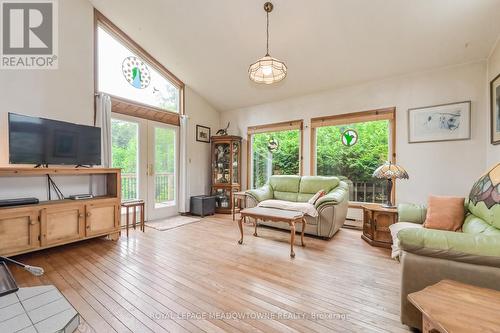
[[8, 113, 101, 166]]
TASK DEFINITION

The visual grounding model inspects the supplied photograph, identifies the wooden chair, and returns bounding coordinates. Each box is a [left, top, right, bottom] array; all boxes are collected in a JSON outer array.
[[121, 200, 145, 237]]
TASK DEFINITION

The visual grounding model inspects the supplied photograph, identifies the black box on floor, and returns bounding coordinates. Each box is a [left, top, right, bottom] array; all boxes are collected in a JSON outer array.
[[190, 195, 216, 217]]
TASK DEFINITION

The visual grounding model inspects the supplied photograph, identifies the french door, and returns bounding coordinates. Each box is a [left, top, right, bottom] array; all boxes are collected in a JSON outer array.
[[111, 113, 179, 220]]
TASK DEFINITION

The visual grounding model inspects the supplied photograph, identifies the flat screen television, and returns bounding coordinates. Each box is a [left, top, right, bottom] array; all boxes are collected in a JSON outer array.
[[8, 113, 101, 166]]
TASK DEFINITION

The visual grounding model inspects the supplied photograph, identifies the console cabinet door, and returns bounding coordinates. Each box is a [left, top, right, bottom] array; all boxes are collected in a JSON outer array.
[[362, 209, 374, 240], [373, 211, 395, 244], [85, 201, 119, 236], [40, 204, 85, 247], [0, 208, 39, 255]]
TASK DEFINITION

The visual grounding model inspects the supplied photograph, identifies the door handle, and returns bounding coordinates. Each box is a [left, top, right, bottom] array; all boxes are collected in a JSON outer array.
[[147, 164, 154, 176]]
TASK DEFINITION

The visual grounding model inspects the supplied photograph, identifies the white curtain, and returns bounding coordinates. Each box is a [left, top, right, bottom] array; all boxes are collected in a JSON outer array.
[[95, 93, 112, 167], [178, 115, 189, 213]]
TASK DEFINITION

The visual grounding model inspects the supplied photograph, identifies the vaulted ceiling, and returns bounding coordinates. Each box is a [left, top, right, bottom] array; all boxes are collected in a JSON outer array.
[[89, 0, 500, 111]]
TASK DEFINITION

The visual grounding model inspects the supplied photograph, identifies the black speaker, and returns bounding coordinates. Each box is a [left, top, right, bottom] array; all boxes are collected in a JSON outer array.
[[0, 198, 39, 208]]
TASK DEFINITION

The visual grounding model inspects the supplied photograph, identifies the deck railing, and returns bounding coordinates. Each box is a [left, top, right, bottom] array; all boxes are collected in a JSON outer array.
[[348, 181, 387, 204], [121, 172, 175, 202]]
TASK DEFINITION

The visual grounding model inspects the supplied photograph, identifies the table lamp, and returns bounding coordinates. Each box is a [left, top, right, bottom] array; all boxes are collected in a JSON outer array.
[[372, 161, 409, 208]]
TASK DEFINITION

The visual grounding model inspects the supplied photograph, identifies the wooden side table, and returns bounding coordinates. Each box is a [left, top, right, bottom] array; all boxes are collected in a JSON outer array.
[[121, 200, 145, 237], [408, 280, 500, 332], [361, 203, 398, 248]]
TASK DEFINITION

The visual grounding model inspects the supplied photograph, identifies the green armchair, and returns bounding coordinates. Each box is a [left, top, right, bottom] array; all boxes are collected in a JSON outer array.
[[396, 163, 500, 330], [246, 175, 349, 238]]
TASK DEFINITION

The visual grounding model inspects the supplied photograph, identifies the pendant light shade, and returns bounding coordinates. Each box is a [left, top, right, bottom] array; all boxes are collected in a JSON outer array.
[[249, 55, 287, 84], [249, 2, 287, 84]]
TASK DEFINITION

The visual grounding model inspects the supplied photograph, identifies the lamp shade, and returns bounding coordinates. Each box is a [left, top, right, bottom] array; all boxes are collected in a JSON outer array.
[[249, 55, 287, 84], [373, 162, 409, 180]]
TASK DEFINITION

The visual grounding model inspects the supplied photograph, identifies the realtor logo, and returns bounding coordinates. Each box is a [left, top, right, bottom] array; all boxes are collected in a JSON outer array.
[[1, 0, 58, 69]]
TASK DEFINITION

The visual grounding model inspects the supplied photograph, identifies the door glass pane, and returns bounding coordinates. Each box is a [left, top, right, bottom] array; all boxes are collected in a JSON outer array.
[[316, 120, 389, 203], [251, 129, 300, 188], [97, 26, 180, 113], [213, 143, 230, 184], [111, 119, 139, 201], [232, 141, 239, 184], [213, 188, 231, 209], [155, 127, 176, 207]]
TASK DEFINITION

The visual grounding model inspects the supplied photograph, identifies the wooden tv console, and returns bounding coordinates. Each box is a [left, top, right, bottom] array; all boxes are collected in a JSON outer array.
[[0, 167, 121, 257]]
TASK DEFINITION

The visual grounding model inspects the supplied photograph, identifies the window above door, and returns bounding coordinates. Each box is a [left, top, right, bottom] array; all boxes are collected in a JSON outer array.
[[95, 10, 184, 120]]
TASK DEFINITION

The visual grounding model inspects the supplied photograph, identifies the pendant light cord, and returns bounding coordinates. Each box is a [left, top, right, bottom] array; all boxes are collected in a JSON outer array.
[[266, 11, 270, 56]]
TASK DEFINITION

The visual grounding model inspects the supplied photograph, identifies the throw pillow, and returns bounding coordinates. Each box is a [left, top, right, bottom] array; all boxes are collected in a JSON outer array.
[[423, 195, 465, 231], [308, 190, 326, 205]]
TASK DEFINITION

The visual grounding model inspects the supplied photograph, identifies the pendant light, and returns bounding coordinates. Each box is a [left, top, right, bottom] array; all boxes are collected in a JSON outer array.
[[248, 2, 287, 84]]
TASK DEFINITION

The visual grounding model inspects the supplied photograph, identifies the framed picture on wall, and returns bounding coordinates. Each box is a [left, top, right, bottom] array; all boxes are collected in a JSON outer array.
[[408, 101, 471, 143], [491, 73, 500, 145], [196, 125, 211, 143]]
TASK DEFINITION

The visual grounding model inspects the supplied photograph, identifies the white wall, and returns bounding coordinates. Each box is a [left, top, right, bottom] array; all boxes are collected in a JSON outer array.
[[0, 0, 220, 204], [185, 87, 220, 199], [221, 62, 488, 205], [0, 0, 95, 165], [487, 40, 500, 167]]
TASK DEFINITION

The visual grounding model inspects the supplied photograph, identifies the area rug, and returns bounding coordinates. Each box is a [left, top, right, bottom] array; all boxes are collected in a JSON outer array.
[[145, 215, 201, 231]]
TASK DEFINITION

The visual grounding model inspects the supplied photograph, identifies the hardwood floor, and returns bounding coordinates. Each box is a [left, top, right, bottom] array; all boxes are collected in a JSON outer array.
[[9, 214, 409, 333]]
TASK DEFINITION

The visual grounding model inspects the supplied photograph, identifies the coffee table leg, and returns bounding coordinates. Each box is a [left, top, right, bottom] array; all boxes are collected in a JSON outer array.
[[238, 216, 244, 245], [232, 197, 236, 221], [253, 219, 258, 237], [290, 221, 296, 258], [301, 218, 306, 247]]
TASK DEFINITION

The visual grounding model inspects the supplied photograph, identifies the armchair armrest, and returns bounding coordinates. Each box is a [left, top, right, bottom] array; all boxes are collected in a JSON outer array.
[[398, 228, 500, 268], [315, 181, 349, 209], [398, 203, 427, 224], [246, 185, 273, 203]]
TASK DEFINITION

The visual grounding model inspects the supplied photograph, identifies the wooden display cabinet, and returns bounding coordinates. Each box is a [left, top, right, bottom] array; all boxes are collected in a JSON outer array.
[[361, 203, 398, 248], [211, 136, 242, 214]]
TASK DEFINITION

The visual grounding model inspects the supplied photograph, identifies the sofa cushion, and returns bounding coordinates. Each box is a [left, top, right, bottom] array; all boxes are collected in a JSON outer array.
[[269, 175, 301, 192], [423, 195, 465, 231], [297, 193, 314, 202], [398, 228, 500, 268], [274, 191, 298, 202], [269, 175, 301, 202], [462, 214, 500, 236], [398, 203, 427, 224], [299, 176, 339, 194], [258, 199, 318, 217], [308, 190, 326, 205], [389, 222, 423, 260]]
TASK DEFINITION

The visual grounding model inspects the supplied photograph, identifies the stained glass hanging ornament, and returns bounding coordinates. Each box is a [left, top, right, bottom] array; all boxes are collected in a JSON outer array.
[[122, 56, 151, 89], [267, 138, 279, 153], [341, 129, 358, 147]]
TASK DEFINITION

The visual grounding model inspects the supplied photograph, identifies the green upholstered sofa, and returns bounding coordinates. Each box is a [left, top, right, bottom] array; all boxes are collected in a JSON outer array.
[[246, 175, 349, 238], [395, 163, 500, 330]]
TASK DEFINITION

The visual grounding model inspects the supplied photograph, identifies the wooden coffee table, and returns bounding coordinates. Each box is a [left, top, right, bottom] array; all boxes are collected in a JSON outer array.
[[237, 207, 306, 258], [408, 279, 500, 332]]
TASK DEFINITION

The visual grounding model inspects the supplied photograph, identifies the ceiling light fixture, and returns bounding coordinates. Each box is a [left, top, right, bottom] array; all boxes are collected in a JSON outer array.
[[248, 2, 287, 85]]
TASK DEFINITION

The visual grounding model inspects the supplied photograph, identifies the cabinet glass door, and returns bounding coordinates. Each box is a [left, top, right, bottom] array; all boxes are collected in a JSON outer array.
[[214, 142, 230, 184], [232, 141, 239, 184], [213, 188, 231, 209]]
